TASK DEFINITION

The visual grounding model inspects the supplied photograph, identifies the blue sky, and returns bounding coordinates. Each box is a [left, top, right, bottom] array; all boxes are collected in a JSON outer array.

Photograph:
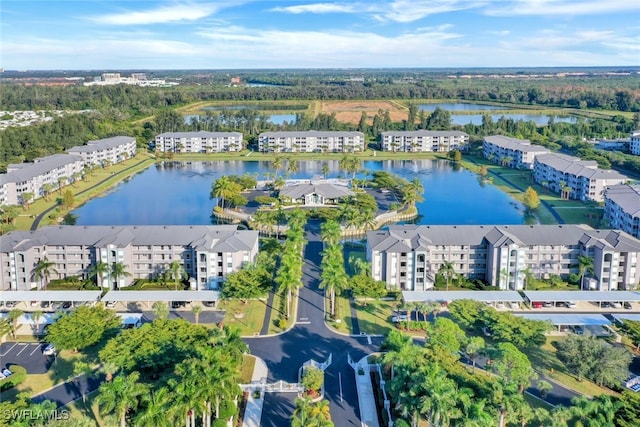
[[2, 1, 639, 70]]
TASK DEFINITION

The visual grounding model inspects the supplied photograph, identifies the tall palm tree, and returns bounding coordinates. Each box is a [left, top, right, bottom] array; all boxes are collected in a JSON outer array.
[[111, 262, 131, 290], [134, 387, 175, 427], [8, 308, 23, 339], [20, 192, 34, 209], [152, 301, 169, 320], [212, 176, 234, 209], [88, 261, 110, 288], [31, 310, 44, 336], [578, 255, 594, 290], [291, 398, 314, 427], [33, 257, 58, 290], [321, 162, 330, 179], [96, 371, 148, 427], [192, 305, 202, 324], [438, 261, 456, 291], [41, 183, 55, 201], [321, 220, 342, 246], [165, 260, 187, 291], [271, 156, 283, 177]]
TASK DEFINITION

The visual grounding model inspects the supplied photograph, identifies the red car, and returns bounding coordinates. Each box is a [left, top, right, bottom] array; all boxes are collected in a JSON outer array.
[[532, 301, 543, 308]]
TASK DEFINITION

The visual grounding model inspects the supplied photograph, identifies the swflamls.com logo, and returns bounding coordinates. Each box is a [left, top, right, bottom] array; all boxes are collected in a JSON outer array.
[[2, 409, 70, 421]]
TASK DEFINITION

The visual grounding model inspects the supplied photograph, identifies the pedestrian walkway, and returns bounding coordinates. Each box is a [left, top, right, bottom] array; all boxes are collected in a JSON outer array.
[[353, 355, 380, 427], [242, 356, 268, 427]]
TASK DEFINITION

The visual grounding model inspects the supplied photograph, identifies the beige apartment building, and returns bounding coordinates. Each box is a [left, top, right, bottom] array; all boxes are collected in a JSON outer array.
[[367, 224, 640, 292], [380, 130, 469, 152], [67, 136, 137, 166], [0, 225, 259, 291], [605, 184, 640, 239], [482, 135, 549, 169], [533, 152, 628, 202], [258, 131, 365, 153], [155, 131, 244, 153]]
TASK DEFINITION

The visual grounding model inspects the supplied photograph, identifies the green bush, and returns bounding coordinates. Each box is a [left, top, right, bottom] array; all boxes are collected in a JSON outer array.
[[276, 318, 287, 329], [0, 365, 27, 391], [255, 195, 277, 205]]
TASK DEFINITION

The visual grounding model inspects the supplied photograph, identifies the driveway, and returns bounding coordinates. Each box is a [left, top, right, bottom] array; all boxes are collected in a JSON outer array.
[[0, 342, 52, 374]]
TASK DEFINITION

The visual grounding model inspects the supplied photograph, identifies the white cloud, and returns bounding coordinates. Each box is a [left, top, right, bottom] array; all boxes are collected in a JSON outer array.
[[379, 0, 484, 23], [271, 3, 356, 14], [485, 0, 640, 16], [88, 2, 220, 25], [486, 30, 511, 36]]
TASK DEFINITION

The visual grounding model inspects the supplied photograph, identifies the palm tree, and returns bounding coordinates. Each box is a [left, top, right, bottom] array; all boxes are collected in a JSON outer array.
[[73, 360, 94, 406], [272, 156, 283, 177], [321, 220, 342, 246], [111, 262, 131, 290], [152, 301, 169, 320], [20, 192, 34, 209], [192, 305, 202, 324], [88, 261, 110, 288], [291, 398, 314, 427], [578, 255, 594, 290], [134, 387, 175, 427], [165, 260, 187, 291], [96, 371, 148, 427], [438, 261, 456, 291], [8, 308, 23, 339], [459, 399, 494, 427], [321, 162, 330, 179], [41, 183, 55, 201], [33, 257, 58, 290], [31, 310, 44, 336], [212, 176, 234, 209], [464, 336, 486, 372], [57, 177, 68, 192]]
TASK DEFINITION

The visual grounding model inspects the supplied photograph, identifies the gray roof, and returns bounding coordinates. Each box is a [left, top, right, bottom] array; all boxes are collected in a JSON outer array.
[[0, 290, 102, 302], [523, 290, 640, 302], [367, 224, 640, 252], [535, 152, 627, 180], [484, 135, 549, 152], [3, 154, 82, 183], [68, 136, 135, 153], [605, 184, 640, 217], [156, 131, 242, 138], [402, 290, 523, 302], [1, 225, 257, 253], [280, 181, 353, 200], [515, 313, 611, 326], [259, 131, 364, 138], [382, 130, 468, 137], [102, 290, 220, 302]]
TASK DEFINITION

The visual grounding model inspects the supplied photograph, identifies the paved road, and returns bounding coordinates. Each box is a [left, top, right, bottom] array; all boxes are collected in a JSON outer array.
[[0, 342, 52, 374], [245, 219, 381, 427]]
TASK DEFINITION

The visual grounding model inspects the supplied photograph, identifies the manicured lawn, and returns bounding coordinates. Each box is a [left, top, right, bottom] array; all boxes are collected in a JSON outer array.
[[523, 337, 618, 398], [353, 299, 398, 335], [239, 354, 257, 384], [327, 292, 353, 334], [218, 299, 267, 336]]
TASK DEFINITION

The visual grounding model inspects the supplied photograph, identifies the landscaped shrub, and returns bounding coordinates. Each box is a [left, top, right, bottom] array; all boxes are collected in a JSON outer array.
[[0, 365, 27, 391], [396, 320, 427, 331]]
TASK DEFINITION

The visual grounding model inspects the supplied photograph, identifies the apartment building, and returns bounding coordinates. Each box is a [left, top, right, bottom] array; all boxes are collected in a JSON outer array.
[[1, 154, 85, 205], [258, 131, 365, 153], [0, 225, 259, 291], [533, 153, 627, 202], [367, 224, 640, 292], [604, 184, 640, 239], [67, 136, 137, 166], [482, 135, 549, 169], [630, 131, 640, 156], [380, 130, 469, 152], [155, 131, 244, 153]]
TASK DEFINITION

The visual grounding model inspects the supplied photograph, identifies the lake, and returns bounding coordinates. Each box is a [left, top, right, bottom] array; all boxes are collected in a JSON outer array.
[[419, 103, 505, 111], [72, 160, 529, 226]]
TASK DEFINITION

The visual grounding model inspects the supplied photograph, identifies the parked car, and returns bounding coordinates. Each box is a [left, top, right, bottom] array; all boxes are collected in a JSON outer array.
[[5, 301, 17, 308], [104, 301, 116, 308], [543, 302, 554, 308], [532, 302, 543, 309], [43, 344, 56, 356], [571, 326, 585, 335], [509, 302, 520, 309], [51, 301, 63, 309], [391, 314, 409, 323], [612, 302, 622, 309], [1, 368, 12, 377], [171, 301, 187, 309], [40, 301, 51, 309], [565, 301, 577, 309], [624, 302, 633, 310], [203, 301, 216, 307], [601, 302, 612, 308], [30, 301, 39, 307], [61, 301, 73, 309]]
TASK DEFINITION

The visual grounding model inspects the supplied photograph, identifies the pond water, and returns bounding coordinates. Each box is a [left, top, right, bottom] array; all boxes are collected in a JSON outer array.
[[419, 103, 505, 111], [72, 160, 529, 226]]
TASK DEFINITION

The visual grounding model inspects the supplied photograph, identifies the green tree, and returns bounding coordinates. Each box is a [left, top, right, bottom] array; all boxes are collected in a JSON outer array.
[[33, 257, 58, 290], [492, 342, 536, 393], [41, 183, 55, 201], [20, 192, 34, 209], [349, 274, 386, 305], [152, 301, 169, 320], [96, 371, 149, 427], [321, 219, 342, 246], [8, 308, 23, 339], [165, 260, 187, 291], [578, 255, 594, 290], [46, 305, 120, 352], [438, 261, 456, 291], [88, 261, 110, 288], [301, 366, 324, 395], [134, 387, 175, 427], [464, 336, 486, 371], [61, 189, 75, 209], [191, 305, 202, 325], [522, 186, 540, 210], [111, 262, 131, 290]]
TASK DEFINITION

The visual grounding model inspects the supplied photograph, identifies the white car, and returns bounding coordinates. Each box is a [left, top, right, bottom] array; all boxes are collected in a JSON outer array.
[[391, 314, 409, 323], [43, 344, 56, 356], [565, 301, 577, 309], [509, 302, 520, 309], [612, 302, 622, 309]]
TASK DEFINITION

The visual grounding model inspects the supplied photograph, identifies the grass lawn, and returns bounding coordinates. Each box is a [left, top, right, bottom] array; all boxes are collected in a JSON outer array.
[[65, 389, 109, 426], [218, 299, 267, 336], [524, 337, 618, 398], [353, 299, 397, 336], [326, 292, 353, 334], [239, 354, 257, 384], [266, 289, 297, 335]]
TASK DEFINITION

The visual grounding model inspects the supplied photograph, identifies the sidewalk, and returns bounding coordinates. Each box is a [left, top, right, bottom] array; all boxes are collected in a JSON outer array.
[[242, 356, 268, 427], [354, 355, 380, 427]]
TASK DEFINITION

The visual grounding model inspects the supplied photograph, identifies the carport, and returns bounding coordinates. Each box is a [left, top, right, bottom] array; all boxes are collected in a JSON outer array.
[[402, 290, 523, 304], [102, 290, 221, 309], [522, 291, 640, 308], [611, 313, 640, 324], [116, 312, 145, 328], [0, 290, 102, 304], [515, 313, 612, 335]]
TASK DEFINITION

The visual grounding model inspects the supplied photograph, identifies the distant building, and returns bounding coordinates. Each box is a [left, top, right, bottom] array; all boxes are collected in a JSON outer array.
[[1, 154, 84, 205], [533, 152, 627, 202], [67, 136, 137, 167], [155, 131, 244, 153], [604, 184, 640, 239], [367, 224, 640, 292], [483, 135, 549, 169], [258, 131, 365, 153], [630, 131, 640, 155], [380, 130, 469, 152], [279, 180, 353, 205], [0, 225, 259, 291]]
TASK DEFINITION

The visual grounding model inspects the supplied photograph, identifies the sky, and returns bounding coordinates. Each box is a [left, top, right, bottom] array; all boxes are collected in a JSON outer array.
[[1, 0, 639, 70]]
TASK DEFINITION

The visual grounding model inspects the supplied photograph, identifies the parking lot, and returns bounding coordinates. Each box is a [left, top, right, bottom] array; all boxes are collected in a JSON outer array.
[[0, 342, 52, 374]]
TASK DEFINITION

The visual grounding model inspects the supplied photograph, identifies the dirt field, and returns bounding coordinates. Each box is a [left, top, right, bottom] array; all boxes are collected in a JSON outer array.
[[320, 100, 408, 124]]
